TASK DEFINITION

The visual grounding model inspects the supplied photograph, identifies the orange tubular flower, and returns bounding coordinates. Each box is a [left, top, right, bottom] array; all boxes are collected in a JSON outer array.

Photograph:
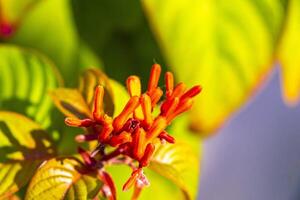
[[65, 64, 202, 198]]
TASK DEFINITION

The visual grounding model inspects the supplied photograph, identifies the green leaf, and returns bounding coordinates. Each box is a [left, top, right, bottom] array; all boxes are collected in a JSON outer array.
[[0, 0, 40, 23], [0, 45, 61, 128], [50, 70, 127, 154], [0, 111, 55, 199], [71, 0, 166, 84], [2, 0, 103, 85], [25, 157, 103, 200], [106, 165, 185, 200], [167, 114, 202, 152], [51, 68, 117, 119], [77, 42, 103, 71], [50, 88, 92, 120], [142, 0, 285, 134], [149, 142, 199, 199], [5, 0, 80, 84], [277, 0, 300, 105], [106, 129, 201, 200], [108, 79, 129, 118]]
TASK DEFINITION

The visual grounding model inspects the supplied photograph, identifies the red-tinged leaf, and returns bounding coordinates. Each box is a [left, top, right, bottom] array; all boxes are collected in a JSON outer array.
[[25, 157, 104, 200]]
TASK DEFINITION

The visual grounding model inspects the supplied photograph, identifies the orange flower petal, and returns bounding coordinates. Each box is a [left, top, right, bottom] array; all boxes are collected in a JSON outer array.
[[99, 123, 113, 142], [146, 116, 167, 141], [113, 96, 140, 131], [180, 85, 202, 101], [65, 117, 94, 127], [150, 87, 163, 107], [171, 82, 186, 99], [165, 72, 174, 97], [133, 128, 146, 160], [147, 63, 161, 93], [123, 169, 142, 191], [140, 94, 153, 127], [139, 143, 155, 167], [109, 131, 132, 147], [126, 76, 141, 97], [93, 85, 104, 121], [162, 97, 179, 119], [125, 75, 144, 120], [132, 185, 143, 200], [167, 99, 193, 123]]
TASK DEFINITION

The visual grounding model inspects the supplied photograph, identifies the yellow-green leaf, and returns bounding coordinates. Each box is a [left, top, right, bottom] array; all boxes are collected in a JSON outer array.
[[149, 142, 199, 199], [25, 158, 103, 200], [106, 164, 187, 200], [1, 0, 102, 84], [51, 72, 128, 154], [0, 0, 40, 23], [106, 126, 201, 200], [79, 68, 115, 116], [142, 0, 285, 134], [51, 69, 119, 119], [50, 88, 92, 119], [0, 45, 62, 128], [277, 0, 300, 105], [0, 112, 55, 199], [7, 0, 80, 83], [109, 79, 129, 118]]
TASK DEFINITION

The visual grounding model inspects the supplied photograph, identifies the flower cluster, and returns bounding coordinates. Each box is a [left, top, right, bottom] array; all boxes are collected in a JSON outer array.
[[65, 64, 201, 199]]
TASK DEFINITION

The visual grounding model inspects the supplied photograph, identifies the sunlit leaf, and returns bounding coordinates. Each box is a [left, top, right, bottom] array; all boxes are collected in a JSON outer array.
[[3, 0, 78, 84], [109, 79, 129, 118], [0, 45, 61, 128], [142, 0, 285, 134], [51, 68, 117, 119], [25, 157, 103, 200], [106, 165, 185, 200], [277, 0, 300, 105], [49, 87, 93, 155], [51, 70, 124, 154], [2, 0, 103, 85], [101, 85, 201, 200], [0, 0, 40, 24], [0, 112, 55, 199], [149, 142, 199, 199], [79, 68, 115, 116], [50, 88, 92, 120], [167, 114, 203, 152], [106, 119, 202, 200]]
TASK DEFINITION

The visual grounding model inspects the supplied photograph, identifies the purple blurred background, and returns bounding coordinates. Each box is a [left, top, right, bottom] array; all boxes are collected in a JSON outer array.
[[198, 67, 300, 200]]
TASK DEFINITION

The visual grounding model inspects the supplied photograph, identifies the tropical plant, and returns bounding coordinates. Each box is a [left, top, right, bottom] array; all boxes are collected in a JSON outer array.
[[0, 0, 299, 199]]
